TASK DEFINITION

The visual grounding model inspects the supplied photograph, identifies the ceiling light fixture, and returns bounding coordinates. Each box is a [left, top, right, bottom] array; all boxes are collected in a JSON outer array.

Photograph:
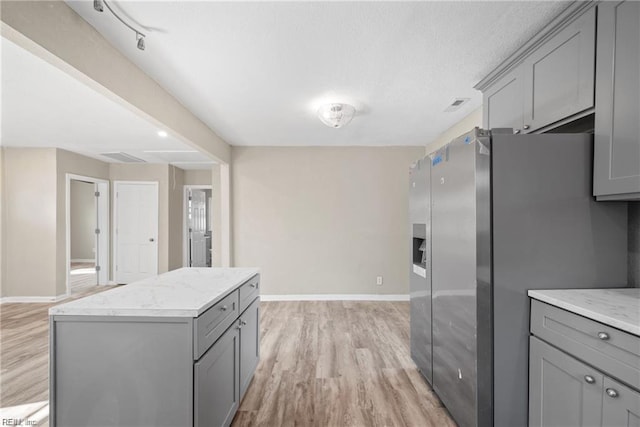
[[94, 0, 146, 51], [157, 130, 168, 138], [317, 103, 356, 128]]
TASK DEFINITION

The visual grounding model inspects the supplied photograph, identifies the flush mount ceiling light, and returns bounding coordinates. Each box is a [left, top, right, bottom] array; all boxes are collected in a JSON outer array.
[[94, 0, 146, 51], [317, 103, 356, 128]]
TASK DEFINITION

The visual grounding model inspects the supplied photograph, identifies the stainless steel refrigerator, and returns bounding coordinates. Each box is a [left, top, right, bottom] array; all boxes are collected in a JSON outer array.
[[409, 128, 628, 427]]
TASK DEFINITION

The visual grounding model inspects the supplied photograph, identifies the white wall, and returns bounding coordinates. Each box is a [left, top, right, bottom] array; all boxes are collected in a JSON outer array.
[[70, 180, 95, 260], [232, 146, 424, 296]]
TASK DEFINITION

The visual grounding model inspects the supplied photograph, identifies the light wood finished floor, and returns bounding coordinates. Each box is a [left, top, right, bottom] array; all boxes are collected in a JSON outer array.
[[69, 262, 97, 294], [1, 298, 455, 426]]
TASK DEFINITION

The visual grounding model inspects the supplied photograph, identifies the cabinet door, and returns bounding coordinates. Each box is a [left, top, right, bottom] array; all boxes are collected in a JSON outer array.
[[529, 337, 603, 427], [239, 297, 260, 399], [594, 0, 640, 200], [194, 325, 239, 427], [522, 7, 596, 132], [602, 377, 640, 427], [483, 66, 524, 133]]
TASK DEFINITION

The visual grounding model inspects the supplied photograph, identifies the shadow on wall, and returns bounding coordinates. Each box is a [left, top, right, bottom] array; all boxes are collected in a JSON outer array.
[[630, 202, 640, 287]]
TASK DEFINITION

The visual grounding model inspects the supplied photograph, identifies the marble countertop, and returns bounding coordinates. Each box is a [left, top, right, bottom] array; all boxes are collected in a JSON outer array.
[[528, 288, 640, 336], [49, 267, 260, 317]]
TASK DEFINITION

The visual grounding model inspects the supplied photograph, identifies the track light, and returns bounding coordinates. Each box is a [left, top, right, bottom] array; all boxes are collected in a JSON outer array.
[[95, 0, 147, 52], [136, 33, 145, 51]]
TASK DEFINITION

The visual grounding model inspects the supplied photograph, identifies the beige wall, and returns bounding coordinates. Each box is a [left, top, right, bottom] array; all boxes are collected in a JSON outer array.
[[232, 146, 424, 296], [168, 166, 185, 270], [2, 148, 58, 297], [56, 149, 109, 295], [425, 107, 483, 154], [184, 169, 213, 186], [0, 148, 4, 295], [70, 180, 95, 260]]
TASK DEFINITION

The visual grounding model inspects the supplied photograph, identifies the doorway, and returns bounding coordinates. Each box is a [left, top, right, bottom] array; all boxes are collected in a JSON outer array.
[[66, 174, 109, 296], [113, 181, 159, 283], [183, 186, 213, 267]]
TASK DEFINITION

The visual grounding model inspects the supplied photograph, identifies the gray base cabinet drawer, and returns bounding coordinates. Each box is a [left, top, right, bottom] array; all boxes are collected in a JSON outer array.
[[239, 275, 260, 313], [531, 300, 640, 391], [194, 290, 239, 360], [194, 324, 240, 427], [529, 336, 604, 427]]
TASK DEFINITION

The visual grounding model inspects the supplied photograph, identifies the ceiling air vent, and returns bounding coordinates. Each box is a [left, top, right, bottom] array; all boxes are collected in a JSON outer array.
[[100, 152, 146, 163], [444, 98, 470, 112]]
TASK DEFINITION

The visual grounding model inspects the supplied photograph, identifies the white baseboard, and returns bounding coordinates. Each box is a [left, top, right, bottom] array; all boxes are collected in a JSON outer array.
[[71, 258, 94, 263], [0, 293, 69, 304], [260, 294, 409, 302]]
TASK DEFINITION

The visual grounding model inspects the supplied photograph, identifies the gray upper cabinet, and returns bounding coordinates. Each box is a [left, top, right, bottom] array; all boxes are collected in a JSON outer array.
[[477, 4, 597, 134], [529, 336, 604, 427], [593, 0, 640, 201], [483, 67, 524, 132], [522, 7, 596, 132]]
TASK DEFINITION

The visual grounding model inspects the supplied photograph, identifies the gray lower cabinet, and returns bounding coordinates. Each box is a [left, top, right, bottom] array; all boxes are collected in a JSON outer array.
[[593, 0, 640, 201], [529, 299, 640, 427], [529, 336, 604, 427], [602, 377, 640, 427], [195, 323, 240, 427], [239, 297, 260, 399]]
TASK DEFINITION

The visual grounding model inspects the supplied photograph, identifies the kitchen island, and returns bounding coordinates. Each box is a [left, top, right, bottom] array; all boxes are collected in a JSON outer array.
[[49, 267, 260, 427]]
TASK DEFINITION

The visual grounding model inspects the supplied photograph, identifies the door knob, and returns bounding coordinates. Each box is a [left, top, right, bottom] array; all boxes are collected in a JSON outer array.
[[584, 375, 595, 384], [514, 129, 521, 134], [597, 332, 610, 340], [523, 124, 530, 130], [220, 305, 228, 311], [149, 238, 155, 242]]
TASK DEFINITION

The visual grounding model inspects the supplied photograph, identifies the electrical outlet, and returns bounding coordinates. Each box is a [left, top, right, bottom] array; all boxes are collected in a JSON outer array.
[[376, 276, 383, 286]]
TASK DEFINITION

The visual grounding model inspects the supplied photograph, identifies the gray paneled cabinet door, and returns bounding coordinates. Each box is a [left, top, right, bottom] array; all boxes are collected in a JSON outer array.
[[522, 7, 596, 132], [483, 66, 524, 133], [594, 0, 640, 200], [529, 337, 603, 427], [239, 298, 260, 399], [602, 377, 640, 427], [195, 324, 240, 427]]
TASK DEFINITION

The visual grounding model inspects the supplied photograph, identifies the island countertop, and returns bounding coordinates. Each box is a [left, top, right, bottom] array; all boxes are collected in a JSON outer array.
[[528, 288, 640, 337], [49, 267, 260, 317]]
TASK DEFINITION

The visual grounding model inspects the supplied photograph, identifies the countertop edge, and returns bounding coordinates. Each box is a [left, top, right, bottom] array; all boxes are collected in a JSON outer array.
[[48, 269, 260, 318], [528, 290, 640, 337]]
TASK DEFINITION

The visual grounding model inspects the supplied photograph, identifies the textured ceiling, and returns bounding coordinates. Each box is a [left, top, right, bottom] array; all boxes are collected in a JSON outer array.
[[68, 1, 570, 147], [0, 37, 216, 169]]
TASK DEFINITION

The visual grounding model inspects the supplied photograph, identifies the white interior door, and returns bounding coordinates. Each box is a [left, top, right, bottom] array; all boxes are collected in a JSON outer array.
[[189, 189, 207, 267], [115, 182, 158, 283]]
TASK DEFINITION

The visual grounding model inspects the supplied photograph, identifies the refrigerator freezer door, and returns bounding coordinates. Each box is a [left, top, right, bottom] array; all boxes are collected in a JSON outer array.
[[430, 130, 491, 427], [409, 157, 433, 384]]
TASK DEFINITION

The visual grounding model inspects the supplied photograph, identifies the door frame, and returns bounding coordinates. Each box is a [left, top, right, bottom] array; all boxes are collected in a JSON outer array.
[[183, 185, 213, 267], [113, 181, 159, 283], [65, 173, 110, 295]]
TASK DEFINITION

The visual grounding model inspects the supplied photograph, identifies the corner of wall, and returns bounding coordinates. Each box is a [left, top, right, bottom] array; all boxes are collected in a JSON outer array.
[[425, 106, 483, 154]]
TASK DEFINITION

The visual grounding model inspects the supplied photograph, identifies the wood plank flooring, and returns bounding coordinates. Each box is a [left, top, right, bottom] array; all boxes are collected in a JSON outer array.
[[0, 298, 455, 426], [232, 301, 455, 426]]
